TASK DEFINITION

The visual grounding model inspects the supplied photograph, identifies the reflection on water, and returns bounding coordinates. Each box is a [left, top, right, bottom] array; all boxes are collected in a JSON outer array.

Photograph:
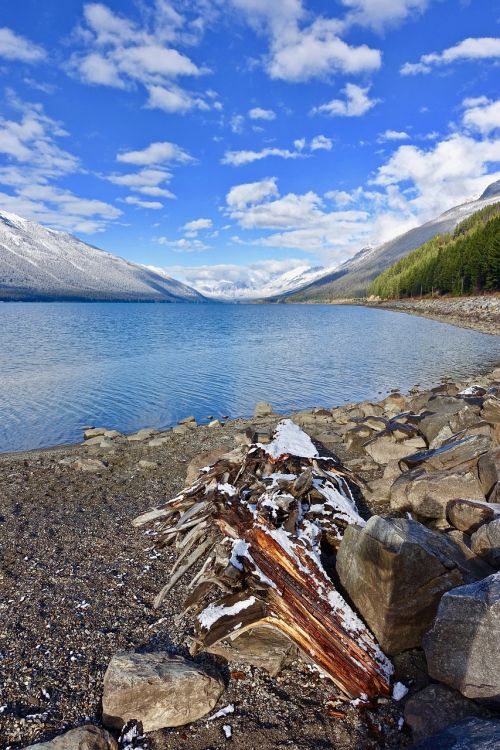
[[0, 302, 499, 452]]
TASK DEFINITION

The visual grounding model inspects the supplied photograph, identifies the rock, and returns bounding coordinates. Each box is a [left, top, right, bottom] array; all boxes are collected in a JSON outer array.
[[390, 468, 485, 519], [254, 401, 273, 417], [102, 651, 224, 731], [471, 519, 500, 567], [382, 392, 407, 415], [364, 435, 426, 465], [409, 718, 500, 749], [336, 516, 482, 654], [423, 573, 500, 705], [172, 424, 189, 435], [148, 437, 169, 447], [127, 428, 159, 442], [344, 456, 379, 473], [444, 530, 495, 577], [208, 419, 221, 428], [447, 499, 500, 534], [359, 401, 384, 418], [83, 436, 107, 446], [482, 397, 500, 423], [178, 415, 196, 425], [449, 405, 483, 434], [74, 458, 108, 473], [366, 478, 392, 502], [206, 626, 299, 676], [83, 428, 107, 440], [401, 434, 491, 472], [382, 459, 403, 482], [343, 424, 374, 453], [404, 684, 482, 742], [138, 460, 158, 469], [185, 448, 228, 486], [103, 430, 123, 439], [478, 449, 500, 499], [418, 411, 455, 448], [24, 725, 118, 750]]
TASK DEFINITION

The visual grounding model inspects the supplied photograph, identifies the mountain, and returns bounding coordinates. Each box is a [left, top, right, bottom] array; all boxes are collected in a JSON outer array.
[[146, 263, 333, 301], [279, 182, 500, 302], [0, 210, 206, 302]]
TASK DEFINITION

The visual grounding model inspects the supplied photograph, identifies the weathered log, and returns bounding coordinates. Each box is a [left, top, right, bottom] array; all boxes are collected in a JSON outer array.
[[134, 419, 393, 699]]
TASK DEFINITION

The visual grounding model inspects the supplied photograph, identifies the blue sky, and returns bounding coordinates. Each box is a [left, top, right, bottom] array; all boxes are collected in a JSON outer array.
[[0, 0, 500, 289]]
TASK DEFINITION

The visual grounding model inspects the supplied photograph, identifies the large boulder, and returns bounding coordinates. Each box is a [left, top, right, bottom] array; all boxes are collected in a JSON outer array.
[[471, 519, 500, 568], [102, 651, 224, 731], [410, 718, 500, 750], [390, 468, 485, 519], [482, 397, 500, 424], [364, 434, 426, 465], [335, 517, 484, 655], [404, 684, 483, 742], [401, 434, 491, 472], [254, 401, 273, 417], [478, 449, 500, 499], [206, 626, 298, 676], [423, 573, 500, 705], [446, 499, 500, 534], [24, 726, 117, 750]]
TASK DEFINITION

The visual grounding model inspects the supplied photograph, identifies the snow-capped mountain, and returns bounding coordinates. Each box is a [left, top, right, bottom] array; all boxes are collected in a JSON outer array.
[[280, 181, 500, 302], [147, 263, 335, 301], [0, 211, 205, 302]]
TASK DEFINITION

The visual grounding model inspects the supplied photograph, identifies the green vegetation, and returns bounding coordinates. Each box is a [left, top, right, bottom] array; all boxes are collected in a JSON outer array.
[[368, 203, 500, 299]]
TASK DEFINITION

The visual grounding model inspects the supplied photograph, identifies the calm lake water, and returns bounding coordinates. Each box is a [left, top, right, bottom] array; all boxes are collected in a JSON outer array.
[[1, 302, 499, 453]]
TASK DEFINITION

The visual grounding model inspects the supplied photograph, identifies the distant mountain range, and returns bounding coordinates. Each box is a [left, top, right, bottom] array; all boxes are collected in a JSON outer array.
[[275, 180, 500, 302], [0, 211, 206, 302], [1, 180, 499, 303]]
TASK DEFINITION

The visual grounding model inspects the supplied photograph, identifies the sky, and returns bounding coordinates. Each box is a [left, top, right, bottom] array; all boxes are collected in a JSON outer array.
[[0, 0, 500, 291]]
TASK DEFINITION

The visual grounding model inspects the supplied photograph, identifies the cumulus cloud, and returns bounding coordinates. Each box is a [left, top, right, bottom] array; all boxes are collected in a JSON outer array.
[[222, 136, 333, 165], [229, 0, 381, 82], [183, 217, 213, 235], [311, 83, 379, 117], [117, 141, 193, 166], [0, 94, 120, 233], [69, 2, 218, 114], [341, 0, 431, 30], [157, 236, 209, 252], [378, 129, 410, 142], [226, 177, 279, 209], [0, 27, 46, 63], [124, 195, 163, 209], [462, 96, 500, 135], [401, 37, 500, 75], [248, 107, 276, 120]]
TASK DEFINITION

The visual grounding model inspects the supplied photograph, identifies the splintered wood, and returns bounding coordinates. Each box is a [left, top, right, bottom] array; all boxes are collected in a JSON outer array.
[[134, 419, 393, 699]]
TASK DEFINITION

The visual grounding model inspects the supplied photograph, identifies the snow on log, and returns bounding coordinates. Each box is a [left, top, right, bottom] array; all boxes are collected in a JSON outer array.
[[134, 419, 393, 699]]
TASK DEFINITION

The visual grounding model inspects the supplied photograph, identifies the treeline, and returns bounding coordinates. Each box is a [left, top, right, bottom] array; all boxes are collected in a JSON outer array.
[[368, 203, 500, 299]]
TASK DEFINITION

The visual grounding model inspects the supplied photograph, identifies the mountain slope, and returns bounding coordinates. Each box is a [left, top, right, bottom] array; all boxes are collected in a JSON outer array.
[[0, 211, 206, 302], [282, 181, 500, 302]]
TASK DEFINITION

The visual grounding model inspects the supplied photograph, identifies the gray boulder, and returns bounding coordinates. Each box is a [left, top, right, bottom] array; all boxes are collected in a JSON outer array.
[[471, 519, 500, 567], [478, 449, 500, 499], [254, 401, 273, 417], [404, 684, 482, 742], [102, 651, 224, 731], [24, 726, 117, 750], [423, 573, 500, 705], [482, 397, 500, 424], [336, 517, 484, 655], [207, 626, 298, 676], [410, 718, 500, 749], [390, 468, 485, 519], [364, 435, 426, 465], [446, 499, 500, 534], [401, 434, 491, 472]]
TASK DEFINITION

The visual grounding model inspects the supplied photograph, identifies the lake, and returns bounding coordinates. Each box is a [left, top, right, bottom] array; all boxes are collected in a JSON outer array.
[[1, 302, 499, 453]]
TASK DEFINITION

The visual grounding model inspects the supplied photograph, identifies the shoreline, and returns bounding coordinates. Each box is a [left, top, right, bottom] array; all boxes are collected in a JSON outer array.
[[1, 362, 500, 749]]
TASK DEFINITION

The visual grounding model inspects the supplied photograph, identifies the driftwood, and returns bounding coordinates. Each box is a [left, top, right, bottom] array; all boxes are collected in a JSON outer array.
[[134, 419, 393, 699]]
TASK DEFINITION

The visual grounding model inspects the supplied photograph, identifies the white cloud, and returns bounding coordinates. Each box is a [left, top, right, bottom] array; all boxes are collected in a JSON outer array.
[[462, 97, 500, 136], [230, 114, 245, 133], [124, 196, 163, 209], [117, 141, 193, 166], [341, 0, 431, 30], [378, 129, 410, 141], [229, 1, 381, 82], [310, 135, 333, 151], [222, 145, 304, 166], [226, 177, 279, 209], [183, 217, 213, 235], [248, 107, 276, 120], [69, 2, 216, 114], [157, 236, 209, 252], [401, 37, 500, 75], [0, 27, 46, 63], [312, 83, 379, 117]]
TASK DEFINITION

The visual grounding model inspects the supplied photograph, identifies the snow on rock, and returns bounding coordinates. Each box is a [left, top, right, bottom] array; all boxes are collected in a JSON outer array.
[[198, 597, 257, 630], [392, 682, 409, 701], [258, 419, 319, 460], [208, 704, 235, 721]]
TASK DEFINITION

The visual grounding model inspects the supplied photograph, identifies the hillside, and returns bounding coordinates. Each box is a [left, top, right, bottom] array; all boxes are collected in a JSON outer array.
[[0, 211, 206, 302], [280, 180, 500, 302], [368, 203, 500, 298]]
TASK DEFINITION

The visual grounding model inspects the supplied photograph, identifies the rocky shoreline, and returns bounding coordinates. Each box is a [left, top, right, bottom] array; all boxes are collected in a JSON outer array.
[[1, 367, 500, 750], [365, 295, 500, 336]]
